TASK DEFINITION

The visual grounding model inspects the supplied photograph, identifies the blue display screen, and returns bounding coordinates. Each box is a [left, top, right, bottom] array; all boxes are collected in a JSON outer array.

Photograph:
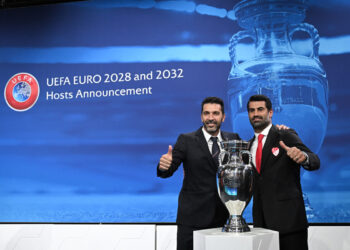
[[0, 0, 349, 223]]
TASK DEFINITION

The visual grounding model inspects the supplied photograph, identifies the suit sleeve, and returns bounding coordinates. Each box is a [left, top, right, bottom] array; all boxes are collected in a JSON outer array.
[[236, 133, 241, 140], [281, 129, 320, 171], [157, 134, 187, 178]]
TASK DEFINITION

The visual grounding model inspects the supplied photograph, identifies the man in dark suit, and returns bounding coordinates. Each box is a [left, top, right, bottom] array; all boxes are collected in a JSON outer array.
[[157, 97, 240, 250], [247, 94, 320, 250]]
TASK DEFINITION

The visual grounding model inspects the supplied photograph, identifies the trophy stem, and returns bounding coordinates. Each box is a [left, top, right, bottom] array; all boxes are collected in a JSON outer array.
[[223, 215, 250, 233]]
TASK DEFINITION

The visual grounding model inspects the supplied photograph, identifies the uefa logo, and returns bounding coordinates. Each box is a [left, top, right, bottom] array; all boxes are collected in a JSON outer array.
[[4, 73, 40, 112]]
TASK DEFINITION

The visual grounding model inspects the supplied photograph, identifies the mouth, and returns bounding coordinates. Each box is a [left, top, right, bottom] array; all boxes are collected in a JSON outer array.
[[205, 121, 217, 129]]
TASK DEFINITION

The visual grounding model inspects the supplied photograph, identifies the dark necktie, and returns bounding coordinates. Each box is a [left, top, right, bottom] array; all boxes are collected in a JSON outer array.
[[211, 137, 220, 167], [256, 134, 264, 174]]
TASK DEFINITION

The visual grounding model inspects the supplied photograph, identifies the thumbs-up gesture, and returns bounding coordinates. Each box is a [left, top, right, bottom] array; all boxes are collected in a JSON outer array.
[[279, 141, 306, 164], [159, 145, 173, 171]]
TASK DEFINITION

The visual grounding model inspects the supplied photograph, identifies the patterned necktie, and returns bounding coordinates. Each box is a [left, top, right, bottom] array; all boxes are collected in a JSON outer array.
[[211, 137, 220, 167], [256, 134, 264, 174]]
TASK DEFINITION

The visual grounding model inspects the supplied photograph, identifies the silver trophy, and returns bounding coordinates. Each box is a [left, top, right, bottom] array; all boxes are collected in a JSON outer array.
[[217, 140, 253, 232]]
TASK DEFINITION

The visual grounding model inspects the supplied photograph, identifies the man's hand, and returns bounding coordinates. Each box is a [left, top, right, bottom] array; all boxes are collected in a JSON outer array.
[[159, 145, 173, 171], [279, 141, 306, 164], [276, 124, 289, 130]]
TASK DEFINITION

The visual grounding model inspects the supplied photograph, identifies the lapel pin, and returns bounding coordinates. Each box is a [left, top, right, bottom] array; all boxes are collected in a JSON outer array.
[[272, 147, 279, 156]]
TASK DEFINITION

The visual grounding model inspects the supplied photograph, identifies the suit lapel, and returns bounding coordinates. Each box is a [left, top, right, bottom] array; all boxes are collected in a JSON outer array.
[[248, 136, 255, 151], [195, 128, 217, 169], [261, 125, 279, 173]]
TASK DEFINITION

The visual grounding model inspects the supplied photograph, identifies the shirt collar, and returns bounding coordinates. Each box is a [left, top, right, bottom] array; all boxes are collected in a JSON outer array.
[[254, 123, 272, 139], [202, 127, 223, 142]]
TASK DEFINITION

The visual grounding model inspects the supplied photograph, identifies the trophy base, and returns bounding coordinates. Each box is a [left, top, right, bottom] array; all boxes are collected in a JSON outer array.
[[222, 215, 250, 233]]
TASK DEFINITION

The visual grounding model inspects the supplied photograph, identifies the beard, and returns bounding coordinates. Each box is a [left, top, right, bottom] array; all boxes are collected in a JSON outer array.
[[250, 116, 270, 131], [203, 120, 221, 135]]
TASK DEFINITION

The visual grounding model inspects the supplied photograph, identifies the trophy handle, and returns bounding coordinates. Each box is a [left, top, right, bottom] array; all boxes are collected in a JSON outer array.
[[239, 150, 252, 165], [219, 151, 230, 166], [288, 22, 320, 59], [229, 30, 256, 67]]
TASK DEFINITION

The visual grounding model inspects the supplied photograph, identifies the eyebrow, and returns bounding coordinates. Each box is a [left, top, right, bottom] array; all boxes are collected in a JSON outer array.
[[249, 106, 265, 110]]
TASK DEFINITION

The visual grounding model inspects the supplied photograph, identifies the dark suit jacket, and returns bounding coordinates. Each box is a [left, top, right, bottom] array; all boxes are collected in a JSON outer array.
[[252, 125, 320, 234], [157, 127, 240, 227]]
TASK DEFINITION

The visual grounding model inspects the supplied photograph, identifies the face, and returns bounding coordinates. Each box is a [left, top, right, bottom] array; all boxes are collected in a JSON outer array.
[[201, 103, 225, 136], [248, 101, 273, 132]]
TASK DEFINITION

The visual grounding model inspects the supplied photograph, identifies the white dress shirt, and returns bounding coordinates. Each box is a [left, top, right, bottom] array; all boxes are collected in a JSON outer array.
[[250, 123, 272, 169]]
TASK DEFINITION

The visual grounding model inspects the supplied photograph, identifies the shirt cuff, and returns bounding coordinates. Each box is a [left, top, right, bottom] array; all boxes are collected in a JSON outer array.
[[301, 151, 309, 167]]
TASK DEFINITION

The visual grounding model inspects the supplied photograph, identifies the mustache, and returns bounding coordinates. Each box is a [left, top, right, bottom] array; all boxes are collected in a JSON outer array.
[[205, 120, 217, 124], [252, 116, 263, 120]]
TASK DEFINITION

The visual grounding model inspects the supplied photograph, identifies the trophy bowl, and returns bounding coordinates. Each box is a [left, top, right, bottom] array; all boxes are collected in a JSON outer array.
[[217, 140, 253, 232]]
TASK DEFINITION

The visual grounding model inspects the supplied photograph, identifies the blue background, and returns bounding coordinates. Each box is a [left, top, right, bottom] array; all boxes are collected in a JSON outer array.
[[0, 0, 349, 223]]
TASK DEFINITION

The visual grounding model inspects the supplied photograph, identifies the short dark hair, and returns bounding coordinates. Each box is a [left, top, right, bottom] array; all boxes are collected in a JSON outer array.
[[247, 95, 272, 111], [201, 97, 225, 114]]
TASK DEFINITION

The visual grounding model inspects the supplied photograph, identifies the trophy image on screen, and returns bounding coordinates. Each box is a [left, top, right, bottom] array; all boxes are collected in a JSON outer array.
[[227, 0, 329, 219], [217, 140, 253, 232]]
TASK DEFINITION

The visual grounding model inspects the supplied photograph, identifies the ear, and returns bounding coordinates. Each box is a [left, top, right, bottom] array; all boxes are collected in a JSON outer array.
[[222, 113, 226, 122], [269, 109, 273, 119]]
